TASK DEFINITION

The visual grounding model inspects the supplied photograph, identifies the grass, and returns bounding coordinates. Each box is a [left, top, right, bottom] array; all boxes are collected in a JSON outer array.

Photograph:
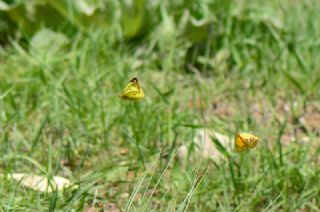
[[0, 0, 320, 211]]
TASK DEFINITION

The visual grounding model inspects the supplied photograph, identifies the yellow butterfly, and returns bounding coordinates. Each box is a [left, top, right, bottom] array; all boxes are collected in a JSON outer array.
[[119, 77, 144, 100], [235, 132, 259, 152]]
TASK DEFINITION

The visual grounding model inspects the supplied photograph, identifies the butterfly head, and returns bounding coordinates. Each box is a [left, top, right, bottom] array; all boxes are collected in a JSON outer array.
[[130, 77, 138, 83]]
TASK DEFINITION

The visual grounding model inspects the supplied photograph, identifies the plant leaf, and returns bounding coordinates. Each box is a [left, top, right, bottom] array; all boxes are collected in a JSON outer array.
[[30, 28, 69, 58]]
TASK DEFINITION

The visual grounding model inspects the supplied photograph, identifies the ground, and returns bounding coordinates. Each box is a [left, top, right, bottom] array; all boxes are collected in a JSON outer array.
[[0, 0, 320, 211]]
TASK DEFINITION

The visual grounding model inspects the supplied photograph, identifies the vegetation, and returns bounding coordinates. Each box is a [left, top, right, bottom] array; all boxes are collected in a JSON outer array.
[[0, 0, 320, 210]]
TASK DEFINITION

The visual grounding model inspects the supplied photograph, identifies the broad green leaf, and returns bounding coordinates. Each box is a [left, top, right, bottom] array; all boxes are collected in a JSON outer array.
[[43, 0, 115, 31], [184, 17, 212, 43], [30, 28, 69, 57], [121, 0, 146, 39], [2, 1, 66, 35], [0, 0, 10, 10]]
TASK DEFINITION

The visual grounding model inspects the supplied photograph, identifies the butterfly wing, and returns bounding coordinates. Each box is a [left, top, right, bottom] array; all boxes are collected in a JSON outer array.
[[235, 134, 248, 152], [244, 138, 258, 148], [240, 133, 259, 148], [120, 81, 144, 100]]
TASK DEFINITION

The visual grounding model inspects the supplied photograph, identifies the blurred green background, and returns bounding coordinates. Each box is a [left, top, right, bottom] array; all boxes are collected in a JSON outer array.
[[0, 0, 320, 211]]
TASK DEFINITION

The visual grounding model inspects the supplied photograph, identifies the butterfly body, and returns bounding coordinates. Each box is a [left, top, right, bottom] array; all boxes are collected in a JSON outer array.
[[235, 133, 259, 152], [119, 77, 144, 100]]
